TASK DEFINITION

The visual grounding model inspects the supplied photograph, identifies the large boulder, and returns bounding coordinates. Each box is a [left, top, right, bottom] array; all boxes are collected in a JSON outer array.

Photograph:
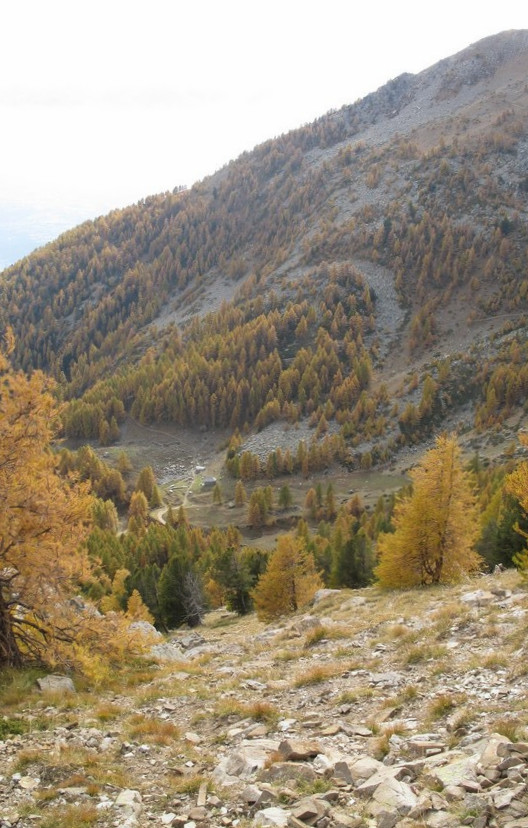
[[253, 806, 289, 826], [425, 753, 478, 789], [356, 766, 409, 796], [149, 641, 189, 662], [258, 761, 318, 784], [312, 589, 340, 604], [36, 674, 75, 694], [128, 620, 162, 640], [278, 739, 322, 761], [369, 777, 418, 823], [334, 756, 385, 785], [213, 740, 279, 786]]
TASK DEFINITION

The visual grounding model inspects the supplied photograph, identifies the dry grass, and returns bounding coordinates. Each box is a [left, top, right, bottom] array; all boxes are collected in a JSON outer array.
[[446, 707, 477, 737], [3, 571, 526, 828], [337, 687, 375, 704], [428, 599, 470, 629], [0, 668, 44, 708], [394, 684, 419, 704], [13, 744, 131, 790], [213, 699, 279, 722], [13, 748, 48, 773], [403, 642, 448, 665], [492, 717, 526, 742], [293, 662, 344, 687], [246, 701, 279, 722], [425, 692, 467, 722], [304, 625, 351, 647], [105, 663, 158, 690], [35, 788, 61, 803], [481, 651, 508, 669], [40, 805, 99, 828], [35, 776, 101, 804], [60, 772, 93, 788], [126, 714, 181, 745], [54, 745, 110, 770], [369, 723, 407, 760], [508, 656, 528, 680], [293, 775, 336, 795], [130, 668, 194, 703], [166, 772, 209, 795], [382, 623, 413, 640], [273, 648, 302, 663], [94, 702, 124, 722]]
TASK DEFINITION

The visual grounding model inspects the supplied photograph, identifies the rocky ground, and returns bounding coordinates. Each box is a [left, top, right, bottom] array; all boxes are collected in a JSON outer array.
[[1, 570, 527, 828]]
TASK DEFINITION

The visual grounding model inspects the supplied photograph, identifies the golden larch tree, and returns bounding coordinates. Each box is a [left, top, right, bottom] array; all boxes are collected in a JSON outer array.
[[375, 434, 482, 588], [251, 534, 322, 621], [0, 333, 93, 667], [504, 433, 528, 575], [234, 480, 247, 507]]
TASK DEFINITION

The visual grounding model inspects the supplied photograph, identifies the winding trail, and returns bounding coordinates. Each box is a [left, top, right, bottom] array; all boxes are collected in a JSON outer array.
[[150, 505, 167, 525]]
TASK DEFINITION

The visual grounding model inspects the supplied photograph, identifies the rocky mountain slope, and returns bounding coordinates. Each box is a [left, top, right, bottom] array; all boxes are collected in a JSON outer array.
[[1, 32, 528, 472], [1, 570, 527, 828], [2, 30, 528, 571]]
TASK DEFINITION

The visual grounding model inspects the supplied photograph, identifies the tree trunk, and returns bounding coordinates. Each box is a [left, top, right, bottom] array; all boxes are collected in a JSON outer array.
[[0, 588, 23, 668], [289, 573, 298, 613]]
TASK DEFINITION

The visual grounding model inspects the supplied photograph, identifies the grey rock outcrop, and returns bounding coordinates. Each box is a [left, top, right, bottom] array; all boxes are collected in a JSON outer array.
[[36, 674, 75, 694]]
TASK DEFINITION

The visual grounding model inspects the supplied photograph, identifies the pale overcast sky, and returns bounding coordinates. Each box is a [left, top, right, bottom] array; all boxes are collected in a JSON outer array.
[[0, 0, 526, 267]]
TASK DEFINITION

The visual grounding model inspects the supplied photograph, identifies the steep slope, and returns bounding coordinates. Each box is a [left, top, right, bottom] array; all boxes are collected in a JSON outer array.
[[2, 30, 528, 466]]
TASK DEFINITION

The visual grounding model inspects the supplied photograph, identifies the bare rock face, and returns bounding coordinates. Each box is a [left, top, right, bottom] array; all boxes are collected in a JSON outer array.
[[291, 795, 328, 822], [428, 753, 479, 788], [460, 590, 497, 607], [355, 766, 410, 797], [128, 620, 162, 640]]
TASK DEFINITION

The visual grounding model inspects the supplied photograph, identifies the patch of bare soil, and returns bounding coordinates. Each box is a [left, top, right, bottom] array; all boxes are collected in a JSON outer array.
[[151, 269, 242, 334], [109, 418, 231, 486]]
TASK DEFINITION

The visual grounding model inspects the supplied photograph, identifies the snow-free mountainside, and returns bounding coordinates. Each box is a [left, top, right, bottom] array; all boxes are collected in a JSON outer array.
[[1, 30, 528, 828]]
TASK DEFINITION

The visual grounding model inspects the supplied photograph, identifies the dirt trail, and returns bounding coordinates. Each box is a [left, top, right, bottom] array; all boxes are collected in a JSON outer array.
[[149, 506, 167, 524]]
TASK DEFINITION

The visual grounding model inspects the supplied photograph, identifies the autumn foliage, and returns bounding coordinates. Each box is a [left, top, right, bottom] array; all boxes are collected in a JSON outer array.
[[504, 435, 528, 576], [0, 334, 154, 676], [375, 435, 482, 588], [251, 534, 322, 621], [0, 334, 93, 666]]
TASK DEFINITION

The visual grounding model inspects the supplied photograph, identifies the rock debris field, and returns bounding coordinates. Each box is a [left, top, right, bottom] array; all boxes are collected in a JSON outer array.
[[1, 571, 527, 828]]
